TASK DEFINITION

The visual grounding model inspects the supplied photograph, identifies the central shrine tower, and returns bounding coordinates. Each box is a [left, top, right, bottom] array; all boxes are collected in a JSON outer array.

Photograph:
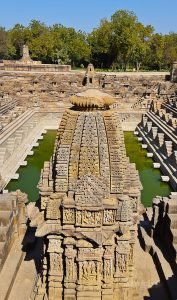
[[32, 88, 141, 300]]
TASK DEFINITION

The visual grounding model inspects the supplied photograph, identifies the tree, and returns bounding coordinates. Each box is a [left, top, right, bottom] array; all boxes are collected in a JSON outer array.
[[110, 10, 139, 71], [147, 33, 165, 70], [28, 20, 47, 39], [7, 24, 26, 59], [163, 33, 177, 67], [60, 28, 90, 67], [0, 13, 176, 70], [0, 27, 8, 59], [88, 19, 112, 68], [131, 24, 154, 71], [50, 25, 90, 66]]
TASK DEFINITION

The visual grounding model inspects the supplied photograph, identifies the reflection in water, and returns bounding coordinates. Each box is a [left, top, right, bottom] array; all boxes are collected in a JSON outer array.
[[6, 130, 57, 202], [124, 132, 172, 207]]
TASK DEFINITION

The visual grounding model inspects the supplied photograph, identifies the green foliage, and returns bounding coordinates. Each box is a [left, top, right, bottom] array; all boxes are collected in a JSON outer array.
[[163, 33, 177, 65], [111, 10, 139, 70], [147, 33, 165, 70], [0, 10, 177, 70], [0, 27, 8, 59], [88, 19, 112, 68]]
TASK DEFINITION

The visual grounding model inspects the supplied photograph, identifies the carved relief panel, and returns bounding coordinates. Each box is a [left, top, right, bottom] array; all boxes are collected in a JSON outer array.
[[63, 208, 75, 224], [76, 210, 102, 227], [103, 209, 116, 225]]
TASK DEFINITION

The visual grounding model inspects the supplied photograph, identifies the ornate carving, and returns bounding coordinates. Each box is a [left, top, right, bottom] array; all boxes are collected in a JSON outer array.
[[55, 178, 68, 192], [50, 253, 63, 274], [65, 257, 76, 281], [75, 174, 109, 206], [79, 261, 98, 284], [129, 196, 138, 212], [56, 146, 70, 161], [117, 253, 127, 275], [56, 163, 68, 177], [33, 88, 140, 299], [47, 198, 61, 220], [104, 259, 113, 282], [76, 210, 102, 227], [63, 208, 75, 224], [103, 210, 116, 225], [48, 238, 62, 253]]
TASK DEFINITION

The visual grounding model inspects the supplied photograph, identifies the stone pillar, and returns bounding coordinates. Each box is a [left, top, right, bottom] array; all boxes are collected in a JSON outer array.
[[142, 115, 148, 127], [165, 141, 173, 157], [35, 242, 48, 300], [47, 236, 63, 300], [102, 245, 114, 300], [157, 133, 164, 147], [152, 127, 158, 139], [128, 228, 136, 279], [64, 238, 77, 300], [147, 121, 152, 132], [114, 239, 130, 299], [171, 62, 177, 82], [15, 190, 28, 235]]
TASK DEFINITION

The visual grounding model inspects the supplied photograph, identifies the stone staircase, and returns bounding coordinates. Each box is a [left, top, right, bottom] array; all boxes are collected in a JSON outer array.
[[137, 100, 177, 189]]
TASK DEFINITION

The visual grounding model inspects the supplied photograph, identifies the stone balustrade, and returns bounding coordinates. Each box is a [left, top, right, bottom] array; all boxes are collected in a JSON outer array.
[[137, 97, 177, 189]]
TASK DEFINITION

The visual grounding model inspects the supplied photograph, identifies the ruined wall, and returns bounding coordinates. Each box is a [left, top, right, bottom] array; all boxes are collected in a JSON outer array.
[[0, 70, 174, 114]]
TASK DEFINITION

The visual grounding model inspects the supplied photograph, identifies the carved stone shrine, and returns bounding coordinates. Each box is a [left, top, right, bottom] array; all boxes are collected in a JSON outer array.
[[31, 88, 141, 300]]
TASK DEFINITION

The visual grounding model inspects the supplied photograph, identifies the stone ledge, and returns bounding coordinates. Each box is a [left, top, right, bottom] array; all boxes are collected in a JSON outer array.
[[0, 237, 24, 300]]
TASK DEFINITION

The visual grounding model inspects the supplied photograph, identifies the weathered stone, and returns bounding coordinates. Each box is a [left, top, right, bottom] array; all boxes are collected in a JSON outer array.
[[30, 88, 141, 299]]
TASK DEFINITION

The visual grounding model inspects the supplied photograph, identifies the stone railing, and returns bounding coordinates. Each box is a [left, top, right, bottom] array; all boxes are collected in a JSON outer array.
[[136, 99, 177, 189]]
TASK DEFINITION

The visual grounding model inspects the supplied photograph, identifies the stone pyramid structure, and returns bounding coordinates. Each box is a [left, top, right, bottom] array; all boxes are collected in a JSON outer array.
[[30, 88, 141, 300]]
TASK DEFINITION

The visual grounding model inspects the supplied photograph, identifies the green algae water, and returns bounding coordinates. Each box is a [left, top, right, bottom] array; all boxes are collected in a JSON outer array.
[[6, 130, 172, 206], [6, 130, 57, 202], [124, 131, 172, 207]]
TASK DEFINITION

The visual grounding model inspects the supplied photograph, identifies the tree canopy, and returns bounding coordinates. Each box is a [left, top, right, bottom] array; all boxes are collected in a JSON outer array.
[[0, 10, 177, 70]]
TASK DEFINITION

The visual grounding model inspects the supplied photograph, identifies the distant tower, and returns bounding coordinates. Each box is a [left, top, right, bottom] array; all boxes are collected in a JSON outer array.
[[85, 63, 95, 86], [171, 61, 177, 83], [20, 45, 33, 64]]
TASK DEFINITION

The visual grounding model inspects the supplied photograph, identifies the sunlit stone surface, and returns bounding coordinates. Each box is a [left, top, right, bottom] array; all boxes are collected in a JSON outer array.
[[30, 88, 141, 299]]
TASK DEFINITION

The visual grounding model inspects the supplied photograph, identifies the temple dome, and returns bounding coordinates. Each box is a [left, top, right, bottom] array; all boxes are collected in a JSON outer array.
[[70, 88, 115, 108]]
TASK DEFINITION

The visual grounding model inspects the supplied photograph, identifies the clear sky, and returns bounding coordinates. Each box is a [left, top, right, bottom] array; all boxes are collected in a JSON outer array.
[[0, 0, 176, 33]]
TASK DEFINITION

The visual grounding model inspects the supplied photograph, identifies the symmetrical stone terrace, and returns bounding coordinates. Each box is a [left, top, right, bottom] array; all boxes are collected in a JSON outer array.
[[0, 66, 175, 134], [0, 67, 176, 299], [0, 70, 173, 113], [136, 95, 177, 189], [0, 190, 27, 271], [29, 88, 141, 300]]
